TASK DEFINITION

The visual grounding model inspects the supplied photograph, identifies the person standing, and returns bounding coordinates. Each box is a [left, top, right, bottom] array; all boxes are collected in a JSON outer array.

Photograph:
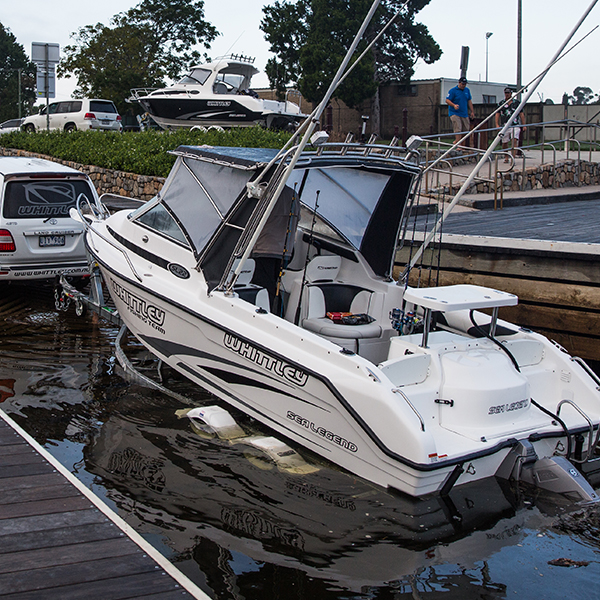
[[495, 87, 526, 162], [445, 77, 475, 147]]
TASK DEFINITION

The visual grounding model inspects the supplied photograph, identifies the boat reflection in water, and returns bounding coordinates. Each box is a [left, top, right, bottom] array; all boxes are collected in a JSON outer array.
[[83, 382, 534, 597]]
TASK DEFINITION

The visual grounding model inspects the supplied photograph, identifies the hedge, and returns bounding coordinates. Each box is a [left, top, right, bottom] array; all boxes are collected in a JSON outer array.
[[0, 127, 292, 178]]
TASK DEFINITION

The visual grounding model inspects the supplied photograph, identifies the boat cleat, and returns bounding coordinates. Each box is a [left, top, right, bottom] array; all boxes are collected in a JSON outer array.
[[496, 441, 599, 504]]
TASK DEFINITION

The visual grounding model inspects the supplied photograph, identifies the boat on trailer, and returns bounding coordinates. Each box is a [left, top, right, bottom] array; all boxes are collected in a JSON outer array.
[[127, 54, 305, 131], [79, 138, 600, 500]]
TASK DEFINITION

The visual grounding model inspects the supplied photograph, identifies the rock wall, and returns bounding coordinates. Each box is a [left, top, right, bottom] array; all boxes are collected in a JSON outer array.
[[0, 148, 165, 201], [469, 160, 600, 195]]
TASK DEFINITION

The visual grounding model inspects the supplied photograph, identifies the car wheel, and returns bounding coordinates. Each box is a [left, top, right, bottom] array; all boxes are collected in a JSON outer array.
[[24, 124, 35, 133], [64, 123, 77, 133]]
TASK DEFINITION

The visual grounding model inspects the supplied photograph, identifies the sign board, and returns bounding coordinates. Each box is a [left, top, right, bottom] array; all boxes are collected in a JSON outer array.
[[31, 42, 60, 64], [36, 68, 55, 98]]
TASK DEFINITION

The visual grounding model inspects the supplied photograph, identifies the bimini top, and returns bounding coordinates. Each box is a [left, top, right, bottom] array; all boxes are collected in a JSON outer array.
[[172, 145, 280, 169]]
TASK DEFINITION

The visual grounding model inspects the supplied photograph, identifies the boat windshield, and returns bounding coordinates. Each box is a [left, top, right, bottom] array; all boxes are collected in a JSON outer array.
[[288, 166, 390, 250], [139, 146, 416, 279], [151, 155, 257, 257], [178, 68, 211, 86]]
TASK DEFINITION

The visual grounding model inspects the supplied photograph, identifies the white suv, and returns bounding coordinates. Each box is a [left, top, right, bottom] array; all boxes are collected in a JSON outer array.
[[0, 157, 102, 281], [21, 99, 122, 133]]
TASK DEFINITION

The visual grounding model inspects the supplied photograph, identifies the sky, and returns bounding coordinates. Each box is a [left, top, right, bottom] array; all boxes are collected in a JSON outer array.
[[3, 0, 600, 108]]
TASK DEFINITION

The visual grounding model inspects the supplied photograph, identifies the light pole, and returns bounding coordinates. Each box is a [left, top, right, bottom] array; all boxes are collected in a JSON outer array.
[[517, 0, 522, 94], [485, 32, 493, 82]]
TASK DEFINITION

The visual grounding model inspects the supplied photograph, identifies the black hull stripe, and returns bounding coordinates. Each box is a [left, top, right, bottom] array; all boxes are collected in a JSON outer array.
[[138, 334, 323, 410]]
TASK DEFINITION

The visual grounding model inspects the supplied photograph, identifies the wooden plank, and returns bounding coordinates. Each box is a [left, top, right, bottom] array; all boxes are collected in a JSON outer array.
[[0, 482, 80, 506], [0, 428, 23, 446], [0, 522, 123, 554], [0, 538, 142, 575], [500, 304, 600, 337], [0, 442, 38, 457], [397, 245, 600, 285], [418, 270, 600, 314], [0, 509, 108, 536], [407, 270, 600, 336], [0, 450, 49, 468], [0, 416, 208, 600], [1, 572, 193, 600], [0, 553, 164, 596], [0, 462, 55, 479], [0, 472, 69, 492], [0, 497, 95, 521]]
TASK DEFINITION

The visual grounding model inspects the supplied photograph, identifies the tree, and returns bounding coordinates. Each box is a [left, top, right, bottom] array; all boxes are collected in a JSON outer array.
[[0, 23, 37, 121], [567, 86, 598, 105], [58, 0, 218, 114], [260, 0, 441, 111]]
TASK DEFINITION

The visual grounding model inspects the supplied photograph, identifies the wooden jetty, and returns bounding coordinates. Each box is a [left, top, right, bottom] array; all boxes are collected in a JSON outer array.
[[0, 409, 210, 599], [397, 196, 600, 363]]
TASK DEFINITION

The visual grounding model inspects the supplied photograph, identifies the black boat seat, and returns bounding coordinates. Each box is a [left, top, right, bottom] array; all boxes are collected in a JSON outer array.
[[301, 255, 381, 339]]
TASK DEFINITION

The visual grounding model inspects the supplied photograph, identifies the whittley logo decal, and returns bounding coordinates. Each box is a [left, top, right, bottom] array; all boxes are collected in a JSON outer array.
[[224, 333, 308, 387], [111, 280, 166, 334]]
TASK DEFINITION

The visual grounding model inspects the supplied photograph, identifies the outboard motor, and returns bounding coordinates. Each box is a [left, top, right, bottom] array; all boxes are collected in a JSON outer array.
[[496, 441, 599, 504]]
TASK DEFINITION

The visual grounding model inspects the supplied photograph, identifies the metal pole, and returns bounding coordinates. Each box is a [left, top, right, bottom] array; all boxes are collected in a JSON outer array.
[[485, 32, 493, 82], [45, 44, 50, 132], [225, 0, 382, 286], [17, 69, 22, 119], [517, 0, 522, 94]]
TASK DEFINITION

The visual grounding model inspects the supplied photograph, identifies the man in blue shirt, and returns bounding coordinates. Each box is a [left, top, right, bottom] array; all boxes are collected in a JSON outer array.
[[445, 77, 475, 146]]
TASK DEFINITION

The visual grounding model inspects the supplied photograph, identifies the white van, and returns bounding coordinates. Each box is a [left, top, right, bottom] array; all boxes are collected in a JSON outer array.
[[0, 157, 102, 281], [21, 99, 122, 133]]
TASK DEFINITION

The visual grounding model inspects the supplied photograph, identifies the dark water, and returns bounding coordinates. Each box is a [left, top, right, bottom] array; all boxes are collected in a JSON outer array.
[[2, 282, 600, 600]]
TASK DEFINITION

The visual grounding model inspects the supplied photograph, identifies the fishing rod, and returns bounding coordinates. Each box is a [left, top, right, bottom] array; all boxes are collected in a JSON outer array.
[[226, 0, 383, 288], [402, 0, 600, 280], [274, 183, 300, 317], [247, 0, 411, 191]]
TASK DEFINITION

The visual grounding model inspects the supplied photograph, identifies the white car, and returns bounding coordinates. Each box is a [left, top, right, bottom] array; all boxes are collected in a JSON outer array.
[[0, 157, 102, 281], [21, 99, 122, 133], [0, 118, 24, 134]]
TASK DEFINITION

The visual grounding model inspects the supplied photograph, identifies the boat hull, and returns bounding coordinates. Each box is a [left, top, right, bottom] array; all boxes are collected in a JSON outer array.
[[94, 259, 577, 497], [137, 96, 302, 130]]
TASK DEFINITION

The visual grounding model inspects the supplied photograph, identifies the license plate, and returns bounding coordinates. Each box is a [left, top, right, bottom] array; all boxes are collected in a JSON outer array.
[[101, 120, 111, 125], [39, 235, 65, 247]]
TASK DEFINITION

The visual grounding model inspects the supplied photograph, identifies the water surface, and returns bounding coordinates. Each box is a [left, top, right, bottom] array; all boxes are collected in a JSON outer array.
[[1, 282, 599, 600]]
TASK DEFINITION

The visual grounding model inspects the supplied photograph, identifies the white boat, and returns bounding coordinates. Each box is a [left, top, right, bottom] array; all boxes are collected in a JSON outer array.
[[80, 138, 600, 500], [128, 54, 305, 131]]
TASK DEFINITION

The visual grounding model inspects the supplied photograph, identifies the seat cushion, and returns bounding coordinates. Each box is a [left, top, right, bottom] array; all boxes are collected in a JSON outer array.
[[302, 317, 381, 339]]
